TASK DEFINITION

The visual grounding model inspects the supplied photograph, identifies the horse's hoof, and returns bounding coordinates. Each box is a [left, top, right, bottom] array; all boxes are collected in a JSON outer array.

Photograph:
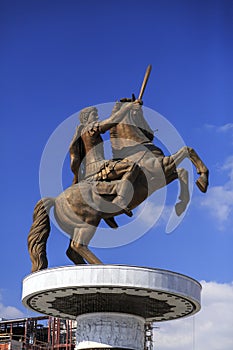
[[196, 173, 209, 193]]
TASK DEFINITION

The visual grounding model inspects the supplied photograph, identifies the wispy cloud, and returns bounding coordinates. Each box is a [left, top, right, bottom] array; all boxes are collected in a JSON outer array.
[[217, 123, 233, 133], [222, 156, 233, 182], [136, 201, 164, 226], [200, 156, 233, 229], [135, 200, 180, 232], [204, 123, 233, 133], [155, 281, 233, 350], [204, 123, 233, 145]]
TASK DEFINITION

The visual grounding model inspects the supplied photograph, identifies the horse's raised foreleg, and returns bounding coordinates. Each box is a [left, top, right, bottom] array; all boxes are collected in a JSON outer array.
[[70, 226, 103, 264], [188, 147, 209, 193], [175, 168, 190, 216], [162, 160, 190, 216], [168, 146, 209, 193]]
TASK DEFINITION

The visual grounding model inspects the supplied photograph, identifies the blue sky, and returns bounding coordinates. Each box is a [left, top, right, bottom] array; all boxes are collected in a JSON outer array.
[[1, 1, 233, 349]]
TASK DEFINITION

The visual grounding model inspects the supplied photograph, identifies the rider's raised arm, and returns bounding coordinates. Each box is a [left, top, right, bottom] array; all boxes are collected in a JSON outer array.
[[98, 101, 138, 134]]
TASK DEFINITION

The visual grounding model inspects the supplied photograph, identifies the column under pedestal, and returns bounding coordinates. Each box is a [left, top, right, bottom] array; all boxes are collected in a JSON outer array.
[[75, 312, 145, 350]]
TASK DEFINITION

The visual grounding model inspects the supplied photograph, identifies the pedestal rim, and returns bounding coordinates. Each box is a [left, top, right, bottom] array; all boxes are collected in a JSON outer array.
[[22, 265, 201, 322], [23, 264, 202, 288]]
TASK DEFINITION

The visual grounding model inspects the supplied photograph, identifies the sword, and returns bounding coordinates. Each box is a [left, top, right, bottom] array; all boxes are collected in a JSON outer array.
[[138, 64, 152, 101]]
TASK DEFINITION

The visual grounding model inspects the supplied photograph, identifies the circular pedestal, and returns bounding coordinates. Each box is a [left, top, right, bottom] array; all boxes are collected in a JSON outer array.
[[22, 265, 202, 349]]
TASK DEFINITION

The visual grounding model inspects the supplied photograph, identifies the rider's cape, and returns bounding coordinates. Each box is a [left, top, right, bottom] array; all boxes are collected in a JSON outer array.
[[69, 124, 86, 181]]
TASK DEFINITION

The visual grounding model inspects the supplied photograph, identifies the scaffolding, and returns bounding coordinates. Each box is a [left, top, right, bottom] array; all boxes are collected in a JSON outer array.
[[0, 316, 76, 350], [144, 322, 153, 350], [0, 316, 156, 350]]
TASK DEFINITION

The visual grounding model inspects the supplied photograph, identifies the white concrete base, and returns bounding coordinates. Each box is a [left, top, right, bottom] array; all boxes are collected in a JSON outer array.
[[22, 265, 202, 322], [22, 266, 202, 349], [76, 312, 144, 350]]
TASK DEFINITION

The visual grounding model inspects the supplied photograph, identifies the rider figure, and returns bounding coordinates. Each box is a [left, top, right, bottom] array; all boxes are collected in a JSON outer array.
[[69, 101, 141, 217], [69, 106, 105, 184]]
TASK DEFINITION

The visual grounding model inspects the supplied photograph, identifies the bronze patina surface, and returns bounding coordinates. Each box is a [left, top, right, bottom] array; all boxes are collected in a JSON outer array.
[[27, 66, 209, 271]]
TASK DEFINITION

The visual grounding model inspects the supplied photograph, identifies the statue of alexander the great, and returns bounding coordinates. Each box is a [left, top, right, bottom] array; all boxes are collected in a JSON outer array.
[[27, 65, 209, 271]]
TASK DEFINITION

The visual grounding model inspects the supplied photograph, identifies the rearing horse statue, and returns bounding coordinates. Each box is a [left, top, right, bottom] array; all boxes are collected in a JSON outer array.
[[28, 102, 209, 272]]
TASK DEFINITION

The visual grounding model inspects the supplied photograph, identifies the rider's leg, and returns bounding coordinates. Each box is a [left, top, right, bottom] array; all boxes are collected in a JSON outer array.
[[111, 163, 140, 217], [94, 160, 140, 217], [71, 227, 103, 264]]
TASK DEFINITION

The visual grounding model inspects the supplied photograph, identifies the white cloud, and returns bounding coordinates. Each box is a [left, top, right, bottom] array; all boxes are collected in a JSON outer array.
[[200, 156, 233, 229], [204, 123, 233, 134], [204, 123, 233, 146], [154, 281, 233, 350], [0, 293, 24, 319], [217, 123, 233, 133], [222, 156, 233, 182], [0, 304, 24, 319], [136, 201, 165, 226]]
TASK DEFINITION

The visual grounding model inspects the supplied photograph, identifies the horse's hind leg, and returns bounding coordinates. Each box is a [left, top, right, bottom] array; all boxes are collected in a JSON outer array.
[[175, 168, 190, 216], [71, 226, 103, 264], [71, 240, 103, 264], [66, 239, 86, 264], [168, 146, 209, 193]]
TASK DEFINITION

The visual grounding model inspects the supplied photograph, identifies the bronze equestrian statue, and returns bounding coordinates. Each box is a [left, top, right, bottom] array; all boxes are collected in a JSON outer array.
[[27, 66, 209, 272], [28, 101, 208, 272]]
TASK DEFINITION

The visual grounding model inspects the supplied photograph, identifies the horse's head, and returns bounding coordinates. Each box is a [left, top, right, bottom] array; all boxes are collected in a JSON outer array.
[[111, 101, 153, 141], [111, 100, 144, 127]]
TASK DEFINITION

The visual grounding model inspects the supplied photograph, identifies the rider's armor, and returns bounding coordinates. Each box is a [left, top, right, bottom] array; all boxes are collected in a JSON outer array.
[[81, 122, 106, 179]]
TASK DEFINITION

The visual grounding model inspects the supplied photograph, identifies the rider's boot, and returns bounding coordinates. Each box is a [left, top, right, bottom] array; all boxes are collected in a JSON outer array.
[[113, 194, 133, 217], [112, 179, 133, 217], [104, 217, 119, 228]]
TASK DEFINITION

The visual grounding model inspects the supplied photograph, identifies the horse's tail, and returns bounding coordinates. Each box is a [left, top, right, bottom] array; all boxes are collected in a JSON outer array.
[[28, 197, 55, 273]]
